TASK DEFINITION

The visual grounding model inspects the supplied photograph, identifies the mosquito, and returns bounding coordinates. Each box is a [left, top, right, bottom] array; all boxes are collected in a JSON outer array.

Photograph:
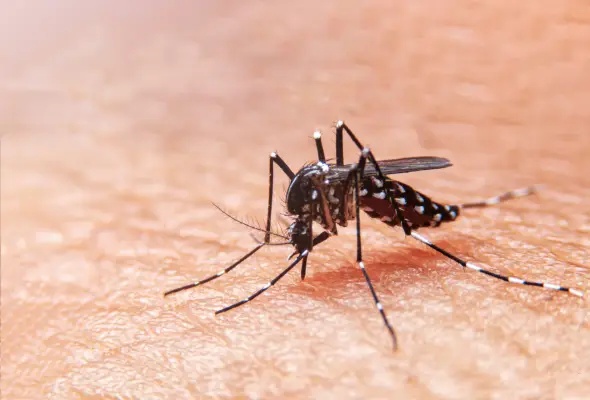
[[165, 121, 584, 350]]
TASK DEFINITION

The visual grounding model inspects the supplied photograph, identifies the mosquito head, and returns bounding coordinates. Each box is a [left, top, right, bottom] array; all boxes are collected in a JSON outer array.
[[287, 218, 311, 254], [285, 161, 330, 215]]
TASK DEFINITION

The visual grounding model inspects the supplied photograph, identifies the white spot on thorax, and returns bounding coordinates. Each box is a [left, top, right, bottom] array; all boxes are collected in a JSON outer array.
[[328, 187, 339, 204], [317, 162, 330, 173], [372, 177, 384, 188]]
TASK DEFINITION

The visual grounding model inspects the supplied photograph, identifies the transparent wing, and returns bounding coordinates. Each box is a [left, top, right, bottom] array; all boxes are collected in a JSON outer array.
[[328, 156, 452, 182]]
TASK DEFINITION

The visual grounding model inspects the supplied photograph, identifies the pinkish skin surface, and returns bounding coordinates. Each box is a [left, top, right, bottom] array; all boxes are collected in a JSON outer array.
[[2, 1, 589, 399]]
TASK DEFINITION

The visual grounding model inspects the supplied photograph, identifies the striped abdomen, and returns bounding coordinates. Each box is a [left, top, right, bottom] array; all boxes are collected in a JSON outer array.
[[359, 176, 459, 229]]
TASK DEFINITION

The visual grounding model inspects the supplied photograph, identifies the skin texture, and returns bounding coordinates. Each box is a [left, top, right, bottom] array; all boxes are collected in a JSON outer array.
[[2, 1, 590, 398]]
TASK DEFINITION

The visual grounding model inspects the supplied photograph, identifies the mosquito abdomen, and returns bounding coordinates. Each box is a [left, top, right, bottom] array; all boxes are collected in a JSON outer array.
[[359, 177, 460, 229]]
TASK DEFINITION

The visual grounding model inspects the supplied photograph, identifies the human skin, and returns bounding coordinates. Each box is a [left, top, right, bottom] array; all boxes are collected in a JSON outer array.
[[2, 1, 590, 399]]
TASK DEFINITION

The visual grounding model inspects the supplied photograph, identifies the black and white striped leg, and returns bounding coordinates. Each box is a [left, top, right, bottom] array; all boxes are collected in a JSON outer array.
[[215, 251, 309, 314], [164, 243, 266, 296], [335, 120, 412, 235], [349, 150, 399, 350], [164, 152, 295, 296], [409, 231, 584, 298], [460, 185, 542, 209]]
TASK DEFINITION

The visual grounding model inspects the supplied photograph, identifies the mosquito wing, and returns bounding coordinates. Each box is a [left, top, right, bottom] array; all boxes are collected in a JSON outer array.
[[328, 156, 452, 182]]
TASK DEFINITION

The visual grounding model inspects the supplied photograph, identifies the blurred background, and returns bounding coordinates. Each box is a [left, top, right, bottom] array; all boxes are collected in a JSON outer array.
[[2, 1, 589, 398]]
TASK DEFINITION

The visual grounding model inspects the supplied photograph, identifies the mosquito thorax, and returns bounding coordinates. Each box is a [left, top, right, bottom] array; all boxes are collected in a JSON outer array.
[[285, 161, 331, 215]]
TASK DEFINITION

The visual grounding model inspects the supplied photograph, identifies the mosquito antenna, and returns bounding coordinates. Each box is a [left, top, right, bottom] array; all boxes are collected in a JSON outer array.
[[212, 202, 289, 240], [248, 232, 291, 246]]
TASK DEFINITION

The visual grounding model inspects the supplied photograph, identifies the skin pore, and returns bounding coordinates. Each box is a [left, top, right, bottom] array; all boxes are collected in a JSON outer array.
[[2, 2, 590, 398]]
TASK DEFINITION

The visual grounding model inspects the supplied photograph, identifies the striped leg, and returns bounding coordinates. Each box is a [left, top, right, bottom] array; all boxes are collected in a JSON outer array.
[[460, 185, 542, 209], [313, 130, 326, 162], [216, 182, 328, 312], [410, 231, 584, 298], [348, 148, 399, 350], [164, 152, 294, 296], [336, 120, 412, 235], [164, 243, 265, 296], [215, 251, 308, 314]]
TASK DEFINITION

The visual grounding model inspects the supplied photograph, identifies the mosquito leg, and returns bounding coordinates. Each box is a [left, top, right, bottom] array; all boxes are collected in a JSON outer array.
[[164, 243, 265, 296], [460, 185, 542, 210], [409, 231, 584, 298], [301, 191, 315, 280], [311, 183, 338, 233], [300, 180, 338, 279], [313, 130, 326, 163], [215, 251, 308, 314], [266, 152, 294, 241], [300, 256, 309, 281], [336, 120, 412, 235], [349, 149, 399, 350], [288, 230, 332, 260], [336, 125, 344, 166], [164, 152, 295, 296], [313, 231, 331, 247]]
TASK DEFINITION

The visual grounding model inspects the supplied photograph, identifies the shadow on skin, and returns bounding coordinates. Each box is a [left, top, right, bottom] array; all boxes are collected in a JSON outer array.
[[197, 234, 585, 322], [178, 237, 470, 311]]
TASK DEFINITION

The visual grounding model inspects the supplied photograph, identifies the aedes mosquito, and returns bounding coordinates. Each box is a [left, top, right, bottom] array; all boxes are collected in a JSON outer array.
[[165, 121, 584, 350]]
